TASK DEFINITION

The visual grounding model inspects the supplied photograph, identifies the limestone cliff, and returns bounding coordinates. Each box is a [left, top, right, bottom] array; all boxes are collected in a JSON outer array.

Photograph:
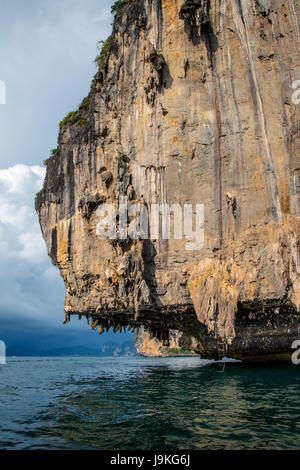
[[135, 327, 200, 356], [36, 0, 300, 362]]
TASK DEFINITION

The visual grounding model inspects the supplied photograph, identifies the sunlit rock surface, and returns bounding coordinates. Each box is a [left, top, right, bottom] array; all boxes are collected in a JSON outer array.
[[36, 0, 300, 362]]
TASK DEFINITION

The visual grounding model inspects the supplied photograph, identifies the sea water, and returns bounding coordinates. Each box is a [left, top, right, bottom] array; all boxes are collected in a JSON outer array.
[[0, 356, 299, 450]]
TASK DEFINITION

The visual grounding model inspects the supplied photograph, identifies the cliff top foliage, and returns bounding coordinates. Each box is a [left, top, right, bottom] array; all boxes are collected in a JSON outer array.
[[111, 0, 135, 15], [42, 98, 90, 166], [58, 97, 90, 133], [44, 0, 135, 166], [44, 148, 58, 166], [94, 35, 113, 69], [60, 1, 136, 131], [94, 0, 136, 70]]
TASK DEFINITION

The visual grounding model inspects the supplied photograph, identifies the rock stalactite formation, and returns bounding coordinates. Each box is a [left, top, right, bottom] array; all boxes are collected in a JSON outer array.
[[36, 0, 300, 362]]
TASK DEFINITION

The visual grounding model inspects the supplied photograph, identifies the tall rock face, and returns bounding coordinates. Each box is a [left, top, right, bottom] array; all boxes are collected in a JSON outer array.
[[36, 0, 300, 362]]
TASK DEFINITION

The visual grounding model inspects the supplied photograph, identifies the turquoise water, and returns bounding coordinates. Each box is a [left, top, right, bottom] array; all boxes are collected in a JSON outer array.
[[0, 356, 299, 450]]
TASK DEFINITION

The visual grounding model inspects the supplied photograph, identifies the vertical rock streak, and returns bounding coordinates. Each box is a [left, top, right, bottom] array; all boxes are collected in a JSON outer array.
[[233, 0, 282, 222], [290, 0, 300, 42], [203, 15, 224, 247]]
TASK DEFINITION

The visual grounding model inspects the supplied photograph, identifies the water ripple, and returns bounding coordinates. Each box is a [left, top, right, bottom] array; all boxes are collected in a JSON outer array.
[[0, 357, 299, 449]]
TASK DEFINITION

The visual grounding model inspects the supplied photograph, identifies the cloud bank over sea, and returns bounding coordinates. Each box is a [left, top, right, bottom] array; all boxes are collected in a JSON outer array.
[[0, 164, 65, 325]]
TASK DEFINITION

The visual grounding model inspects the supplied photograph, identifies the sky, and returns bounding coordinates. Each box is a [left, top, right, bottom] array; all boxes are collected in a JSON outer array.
[[0, 0, 134, 352]]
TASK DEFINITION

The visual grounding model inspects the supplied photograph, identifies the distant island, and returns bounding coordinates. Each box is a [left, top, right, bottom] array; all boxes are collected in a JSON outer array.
[[7, 341, 137, 357]]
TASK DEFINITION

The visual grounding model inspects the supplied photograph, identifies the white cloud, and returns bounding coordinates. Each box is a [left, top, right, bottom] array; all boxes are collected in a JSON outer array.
[[0, 164, 45, 197], [0, 1, 113, 331], [0, 165, 46, 262], [0, 0, 113, 169], [0, 164, 65, 324]]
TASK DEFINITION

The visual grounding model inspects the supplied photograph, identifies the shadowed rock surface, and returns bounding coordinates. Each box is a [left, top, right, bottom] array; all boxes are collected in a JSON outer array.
[[36, 0, 300, 362]]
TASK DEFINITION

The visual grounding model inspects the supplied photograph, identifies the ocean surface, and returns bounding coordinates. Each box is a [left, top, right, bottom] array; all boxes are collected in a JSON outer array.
[[0, 356, 299, 450]]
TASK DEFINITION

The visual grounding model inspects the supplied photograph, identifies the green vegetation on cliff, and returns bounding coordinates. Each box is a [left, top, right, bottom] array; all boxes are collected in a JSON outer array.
[[164, 348, 196, 355], [59, 97, 90, 132], [111, 0, 134, 14], [94, 36, 113, 70], [44, 148, 58, 166], [94, 1, 136, 71]]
